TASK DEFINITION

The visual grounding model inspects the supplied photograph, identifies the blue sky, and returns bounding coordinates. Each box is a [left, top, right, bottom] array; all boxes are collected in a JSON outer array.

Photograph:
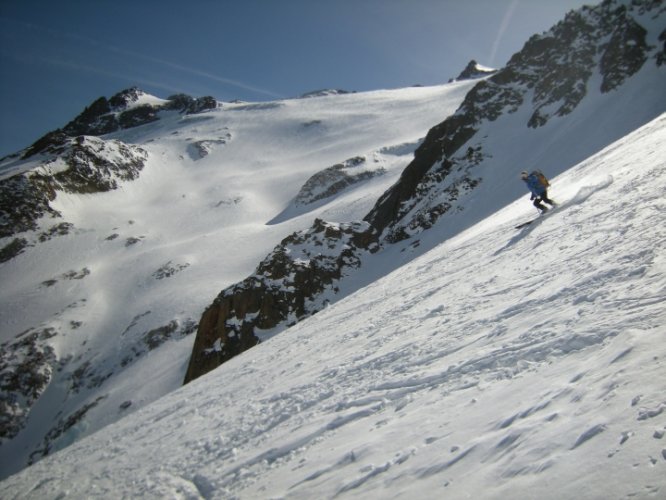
[[0, 0, 591, 157]]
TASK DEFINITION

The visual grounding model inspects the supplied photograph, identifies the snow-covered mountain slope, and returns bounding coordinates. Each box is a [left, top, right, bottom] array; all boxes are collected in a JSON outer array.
[[0, 81, 475, 478], [1, 0, 664, 482], [2, 111, 664, 500]]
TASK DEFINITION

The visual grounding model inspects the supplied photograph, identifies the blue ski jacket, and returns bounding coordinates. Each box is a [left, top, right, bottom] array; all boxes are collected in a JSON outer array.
[[524, 173, 546, 197]]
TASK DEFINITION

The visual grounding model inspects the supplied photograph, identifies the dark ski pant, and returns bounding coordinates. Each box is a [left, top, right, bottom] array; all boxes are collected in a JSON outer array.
[[533, 191, 555, 211]]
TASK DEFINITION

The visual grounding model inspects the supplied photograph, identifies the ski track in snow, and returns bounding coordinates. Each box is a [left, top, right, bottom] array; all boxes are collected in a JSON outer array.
[[1, 113, 665, 499]]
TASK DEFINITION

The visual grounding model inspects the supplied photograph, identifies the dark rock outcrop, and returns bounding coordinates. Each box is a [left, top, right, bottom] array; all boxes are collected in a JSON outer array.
[[658, 27, 666, 65], [0, 136, 148, 242], [121, 318, 197, 367], [300, 89, 353, 98], [600, 14, 648, 92], [188, 130, 232, 160], [29, 396, 107, 465], [164, 93, 218, 114], [44, 136, 147, 193], [62, 97, 115, 137], [294, 156, 386, 206], [184, 220, 378, 383], [0, 238, 30, 263], [0, 328, 58, 443], [0, 173, 58, 238]]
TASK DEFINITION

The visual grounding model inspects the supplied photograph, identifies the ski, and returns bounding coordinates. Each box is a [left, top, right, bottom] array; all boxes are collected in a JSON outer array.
[[515, 220, 535, 229], [515, 203, 559, 229]]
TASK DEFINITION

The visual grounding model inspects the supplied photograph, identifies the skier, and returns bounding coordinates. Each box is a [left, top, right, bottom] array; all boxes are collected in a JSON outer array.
[[521, 170, 556, 213]]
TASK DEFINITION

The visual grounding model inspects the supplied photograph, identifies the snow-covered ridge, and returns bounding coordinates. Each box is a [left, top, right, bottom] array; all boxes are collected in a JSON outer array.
[[299, 89, 354, 99], [2, 111, 664, 499], [7, 88, 218, 161]]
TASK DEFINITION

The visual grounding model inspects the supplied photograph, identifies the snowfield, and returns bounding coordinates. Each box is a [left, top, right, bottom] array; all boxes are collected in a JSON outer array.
[[2, 113, 664, 499]]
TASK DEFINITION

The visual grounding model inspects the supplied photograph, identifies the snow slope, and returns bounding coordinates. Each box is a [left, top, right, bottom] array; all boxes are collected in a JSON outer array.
[[2, 112, 664, 499], [0, 81, 475, 477]]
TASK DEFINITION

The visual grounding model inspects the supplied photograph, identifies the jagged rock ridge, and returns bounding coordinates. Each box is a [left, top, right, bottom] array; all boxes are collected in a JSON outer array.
[[449, 60, 497, 82], [22, 87, 217, 159], [0, 136, 147, 244]]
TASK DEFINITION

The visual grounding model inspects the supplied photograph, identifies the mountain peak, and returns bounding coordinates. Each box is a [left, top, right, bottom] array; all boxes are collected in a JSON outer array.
[[108, 87, 147, 110], [18, 90, 218, 159], [449, 60, 497, 82]]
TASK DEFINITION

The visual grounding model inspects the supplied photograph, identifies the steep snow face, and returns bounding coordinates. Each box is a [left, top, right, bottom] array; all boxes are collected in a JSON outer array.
[[1, 112, 664, 500], [0, 81, 475, 478]]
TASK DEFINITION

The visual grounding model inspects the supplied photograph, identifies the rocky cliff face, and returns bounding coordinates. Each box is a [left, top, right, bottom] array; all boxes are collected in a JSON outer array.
[[184, 0, 666, 383], [0, 135, 148, 258], [184, 220, 378, 383]]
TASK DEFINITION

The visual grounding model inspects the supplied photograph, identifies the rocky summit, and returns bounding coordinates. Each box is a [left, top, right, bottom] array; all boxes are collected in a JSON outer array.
[[449, 59, 497, 82]]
